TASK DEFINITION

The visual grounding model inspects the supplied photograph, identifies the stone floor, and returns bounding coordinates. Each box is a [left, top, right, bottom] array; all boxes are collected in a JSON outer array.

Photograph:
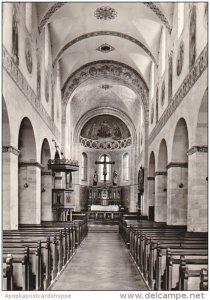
[[51, 229, 148, 291]]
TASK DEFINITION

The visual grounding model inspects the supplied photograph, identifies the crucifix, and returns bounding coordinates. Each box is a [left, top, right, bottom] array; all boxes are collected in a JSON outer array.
[[95, 154, 115, 183]]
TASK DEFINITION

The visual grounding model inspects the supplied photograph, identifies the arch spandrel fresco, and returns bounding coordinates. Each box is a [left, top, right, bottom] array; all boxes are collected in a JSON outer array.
[[80, 115, 131, 141], [80, 115, 132, 149]]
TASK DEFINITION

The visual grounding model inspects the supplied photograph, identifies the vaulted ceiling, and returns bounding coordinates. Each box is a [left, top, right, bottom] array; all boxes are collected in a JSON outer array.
[[37, 2, 174, 128]]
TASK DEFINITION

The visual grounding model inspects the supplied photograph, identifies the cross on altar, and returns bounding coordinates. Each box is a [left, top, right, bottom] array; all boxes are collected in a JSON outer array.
[[95, 154, 115, 183]]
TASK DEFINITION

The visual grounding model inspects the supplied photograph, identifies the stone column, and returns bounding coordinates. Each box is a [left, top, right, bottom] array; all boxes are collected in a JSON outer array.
[[187, 146, 208, 232], [2, 146, 19, 230], [167, 162, 188, 225], [155, 171, 167, 222], [54, 173, 63, 188], [147, 177, 155, 217], [142, 121, 149, 216], [18, 161, 41, 224], [41, 171, 53, 221]]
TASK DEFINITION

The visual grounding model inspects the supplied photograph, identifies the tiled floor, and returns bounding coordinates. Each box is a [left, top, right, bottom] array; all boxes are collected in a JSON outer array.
[[51, 231, 148, 291]]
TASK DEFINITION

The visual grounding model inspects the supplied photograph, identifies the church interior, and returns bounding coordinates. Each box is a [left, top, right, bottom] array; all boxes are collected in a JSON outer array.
[[2, 2, 208, 292]]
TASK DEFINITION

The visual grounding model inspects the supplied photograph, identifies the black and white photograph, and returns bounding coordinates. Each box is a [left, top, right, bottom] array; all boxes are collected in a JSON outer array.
[[1, 1, 208, 298]]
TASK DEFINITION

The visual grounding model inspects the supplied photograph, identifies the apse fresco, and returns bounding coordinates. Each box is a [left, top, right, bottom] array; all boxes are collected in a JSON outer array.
[[80, 115, 131, 140]]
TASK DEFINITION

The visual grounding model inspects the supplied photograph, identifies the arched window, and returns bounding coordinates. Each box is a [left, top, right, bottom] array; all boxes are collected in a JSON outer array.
[[123, 153, 129, 181], [177, 3, 184, 38], [25, 3, 32, 33], [81, 152, 87, 181], [99, 154, 111, 181], [160, 27, 166, 76]]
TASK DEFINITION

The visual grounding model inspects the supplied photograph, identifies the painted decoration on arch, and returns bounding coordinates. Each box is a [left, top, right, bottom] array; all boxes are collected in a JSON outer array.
[[25, 37, 33, 74], [189, 5, 197, 69], [161, 81, 165, 106], [12, 4, 19, 65], [176, 41, 184, 76], [80, 115, 130, 140]]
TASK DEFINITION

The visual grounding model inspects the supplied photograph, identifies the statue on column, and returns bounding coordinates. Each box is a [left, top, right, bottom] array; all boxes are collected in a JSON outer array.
[[113, 170, 118, 186], [93, 170, 98, 186]]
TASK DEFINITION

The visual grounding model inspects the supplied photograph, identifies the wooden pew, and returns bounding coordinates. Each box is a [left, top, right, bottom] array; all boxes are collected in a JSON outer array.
[[3, 255, 14, 291], [180, 262, 208, 291], [166, 251, 208, 290], [121, 219, 208, 292], [155, 247, 208, 291], [200, 268, 208, 290], [3, 242, 42, 290], [3, 220, 87, 291]]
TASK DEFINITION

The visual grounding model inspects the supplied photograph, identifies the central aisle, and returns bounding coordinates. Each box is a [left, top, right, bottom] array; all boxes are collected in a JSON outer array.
[[51, 228, 148, 290]]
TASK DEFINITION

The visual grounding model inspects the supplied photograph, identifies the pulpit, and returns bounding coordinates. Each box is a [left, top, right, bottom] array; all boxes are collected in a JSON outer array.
[[48, 157, 79, 221]]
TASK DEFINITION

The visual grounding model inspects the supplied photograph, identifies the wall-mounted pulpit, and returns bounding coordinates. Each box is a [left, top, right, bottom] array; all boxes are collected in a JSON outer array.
[[48, 157, 79, 221]]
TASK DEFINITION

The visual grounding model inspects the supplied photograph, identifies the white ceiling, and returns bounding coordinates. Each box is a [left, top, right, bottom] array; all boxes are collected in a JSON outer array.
[[37, 2, 174, 129]]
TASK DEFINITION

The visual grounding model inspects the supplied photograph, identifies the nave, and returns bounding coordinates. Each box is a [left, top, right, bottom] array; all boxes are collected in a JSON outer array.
[[51, 226, 147, 291]]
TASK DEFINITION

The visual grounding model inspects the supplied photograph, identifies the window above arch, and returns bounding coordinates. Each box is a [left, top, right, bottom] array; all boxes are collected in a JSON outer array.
[[99, 154, 111, 182], [123, 153, 129, 181], [81, 152, 87, 181]]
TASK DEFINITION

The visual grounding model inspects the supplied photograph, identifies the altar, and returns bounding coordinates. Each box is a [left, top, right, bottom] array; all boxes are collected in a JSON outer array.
[[90, 205, 119, 211], [88, 186, 122, 210]]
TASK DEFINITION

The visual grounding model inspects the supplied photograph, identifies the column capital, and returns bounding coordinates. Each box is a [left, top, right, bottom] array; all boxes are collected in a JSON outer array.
[[41, 171, 52, 176], [166, 162, 188, 169], [155, 171, 167, 176], [2, 146, 20, 156], [187, 146, 208, 156], [18, 161, 44, 169], [147, 176, 155, 181]]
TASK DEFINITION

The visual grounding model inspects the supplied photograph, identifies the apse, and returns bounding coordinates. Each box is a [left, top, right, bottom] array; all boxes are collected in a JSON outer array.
[[80, 114, 132, 150]]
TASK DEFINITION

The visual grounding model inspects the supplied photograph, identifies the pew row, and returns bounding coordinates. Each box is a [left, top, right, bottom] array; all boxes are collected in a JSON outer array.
[[3, 220, 88, 291], [119, 219, 208, 291]]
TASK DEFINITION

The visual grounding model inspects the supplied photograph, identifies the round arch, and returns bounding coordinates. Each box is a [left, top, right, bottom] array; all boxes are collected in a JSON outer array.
[[169, 117, 189, 226], [148, 151, 155, 177], [157, 139, 168, 171], [40, 138, 52, 222], [2, 97, 11, 145], [172, 118, 189, 162], [147, 151, 155, 220], [18, 117, 37, 161], [196, 88, 207, 145], [62, 60, 149, 121], [156, 139, 168, 222], [53, 31, 157, 67], [74, 106, 137, 145], [41, 138, 51, 167], [18, 117, 39, 225]]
